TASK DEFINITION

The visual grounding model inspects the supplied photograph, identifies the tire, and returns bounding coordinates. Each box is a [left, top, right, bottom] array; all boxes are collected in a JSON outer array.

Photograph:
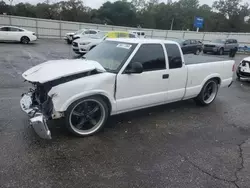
[[21, 36, 30, 44], [89, 45, 96, 51], [236, 72, 241, 80], [219, 48, 224, 55], [194, 79, 219, 106], [65, 96, 109, 137], [195, 49, 201, 55], [67, 39, 72, 44]]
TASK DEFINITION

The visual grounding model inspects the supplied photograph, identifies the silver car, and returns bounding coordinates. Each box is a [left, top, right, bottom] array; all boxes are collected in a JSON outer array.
[[203, 39, 239, 55]]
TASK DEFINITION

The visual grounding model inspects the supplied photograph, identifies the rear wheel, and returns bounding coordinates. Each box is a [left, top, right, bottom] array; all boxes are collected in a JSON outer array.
[[65, 96, 109, 137], [21, 36, 30, 44], [194, 79, 219, 106]]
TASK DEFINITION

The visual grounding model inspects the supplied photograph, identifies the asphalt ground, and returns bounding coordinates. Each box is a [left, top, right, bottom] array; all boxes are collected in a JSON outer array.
[[0, 39, 250, 188]]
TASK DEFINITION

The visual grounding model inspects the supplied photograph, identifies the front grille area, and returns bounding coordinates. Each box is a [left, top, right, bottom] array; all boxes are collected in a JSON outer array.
[[72, 42, 78, 47]]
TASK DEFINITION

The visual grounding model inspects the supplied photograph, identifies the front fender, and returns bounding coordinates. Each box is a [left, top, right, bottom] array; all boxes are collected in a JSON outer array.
[[51, 90, 116, 113]]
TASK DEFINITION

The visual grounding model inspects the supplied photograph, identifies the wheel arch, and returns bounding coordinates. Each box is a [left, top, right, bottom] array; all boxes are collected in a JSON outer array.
[[199, 74, 221, 93], [57, 91, 115, 114]]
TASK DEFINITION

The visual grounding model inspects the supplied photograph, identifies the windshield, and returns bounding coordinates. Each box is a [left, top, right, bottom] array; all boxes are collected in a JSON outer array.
[[83, 41, 137, 72], [212, 39, 225, 43], [89, 32, 107, 39]]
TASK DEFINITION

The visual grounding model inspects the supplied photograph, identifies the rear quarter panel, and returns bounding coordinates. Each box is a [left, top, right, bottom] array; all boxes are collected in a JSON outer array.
[[184, 60, 234, 99]]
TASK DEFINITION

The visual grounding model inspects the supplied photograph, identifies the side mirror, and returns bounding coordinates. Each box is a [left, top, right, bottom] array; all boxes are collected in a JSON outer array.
[[183, 43, 187, 46], [125, 62, 143, 74]]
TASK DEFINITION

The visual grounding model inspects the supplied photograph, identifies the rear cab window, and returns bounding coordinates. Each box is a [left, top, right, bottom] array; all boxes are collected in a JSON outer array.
[[129, 44, 166, 72]]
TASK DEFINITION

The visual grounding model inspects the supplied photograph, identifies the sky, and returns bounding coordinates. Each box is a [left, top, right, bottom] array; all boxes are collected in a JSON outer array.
[[5, 0, 230, 9]]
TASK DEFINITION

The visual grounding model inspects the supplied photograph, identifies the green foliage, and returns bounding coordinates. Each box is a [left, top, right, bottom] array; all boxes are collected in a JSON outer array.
[[0, 0, 249, 32]]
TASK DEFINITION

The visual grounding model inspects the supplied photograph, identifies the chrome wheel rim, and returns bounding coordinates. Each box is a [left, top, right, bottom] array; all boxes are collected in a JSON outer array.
[[22, 37, 29, 44], [69, 99, 105, 135], [203, 81, 218, 104]]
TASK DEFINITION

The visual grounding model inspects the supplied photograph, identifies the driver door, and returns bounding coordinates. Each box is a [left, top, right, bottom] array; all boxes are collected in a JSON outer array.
[[116, 43, 169, 113]]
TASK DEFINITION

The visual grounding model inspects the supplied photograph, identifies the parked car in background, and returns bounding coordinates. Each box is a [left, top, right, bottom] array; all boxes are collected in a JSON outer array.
[[236, 56, 250, 80], [0, 26, 37, 44], [129, 30, 146, 38], [72, 29, 100, 41], [64, 32, 76, 44], [64, 29, 100, 44], [173, 39, 203, 55], [72, 31, 137, 54], [203, 39, 239, 55], [21, 38, 234, 139]]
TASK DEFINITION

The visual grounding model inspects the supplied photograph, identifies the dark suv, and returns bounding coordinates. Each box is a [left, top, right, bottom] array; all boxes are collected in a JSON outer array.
[[203, 39, 239, 55]]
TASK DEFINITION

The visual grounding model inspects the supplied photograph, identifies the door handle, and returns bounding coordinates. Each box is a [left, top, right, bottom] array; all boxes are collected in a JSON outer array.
[[162, 74, 169, 79]]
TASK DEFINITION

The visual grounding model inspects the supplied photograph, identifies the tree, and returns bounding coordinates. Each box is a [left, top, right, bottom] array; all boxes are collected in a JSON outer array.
[[0, 0, 248, 32]]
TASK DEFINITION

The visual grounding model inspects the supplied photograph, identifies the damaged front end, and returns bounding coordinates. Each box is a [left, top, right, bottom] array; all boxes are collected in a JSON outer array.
[[20, 83, 55, 139], [20, 67, 103, 139]]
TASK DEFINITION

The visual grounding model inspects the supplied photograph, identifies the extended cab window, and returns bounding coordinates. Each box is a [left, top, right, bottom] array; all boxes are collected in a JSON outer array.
[[130, 44, 166, 71], [165, 44, 183, 69]]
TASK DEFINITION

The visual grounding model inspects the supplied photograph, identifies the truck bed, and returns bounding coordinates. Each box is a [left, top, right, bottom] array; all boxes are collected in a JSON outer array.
[[184, 54, 227, 65]]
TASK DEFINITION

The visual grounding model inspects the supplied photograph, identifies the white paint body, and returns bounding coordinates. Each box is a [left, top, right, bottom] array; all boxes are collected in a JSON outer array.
[[22, 38, 234, 117], [0, 26, 37, 42]]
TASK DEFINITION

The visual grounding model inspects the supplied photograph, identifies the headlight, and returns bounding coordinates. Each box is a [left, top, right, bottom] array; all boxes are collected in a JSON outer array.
[[79, 42, 90, 45]]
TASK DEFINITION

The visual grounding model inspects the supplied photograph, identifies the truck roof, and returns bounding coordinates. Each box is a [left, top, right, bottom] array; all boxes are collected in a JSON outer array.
[[107, 38, 179, 45]]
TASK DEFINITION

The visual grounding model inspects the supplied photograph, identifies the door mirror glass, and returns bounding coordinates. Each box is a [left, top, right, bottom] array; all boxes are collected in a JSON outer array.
[[125, 62, 143, 74]]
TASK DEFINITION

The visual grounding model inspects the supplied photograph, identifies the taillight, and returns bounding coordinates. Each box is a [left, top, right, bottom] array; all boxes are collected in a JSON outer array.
[[33, 33, 36, 36], [232, 64, 235, 72]]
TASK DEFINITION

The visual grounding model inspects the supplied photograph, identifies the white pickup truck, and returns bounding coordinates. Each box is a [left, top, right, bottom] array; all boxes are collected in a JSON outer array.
[[20, 38, 234, 139]]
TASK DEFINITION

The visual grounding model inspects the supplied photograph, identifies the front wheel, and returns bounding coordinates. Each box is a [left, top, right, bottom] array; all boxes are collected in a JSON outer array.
[[195, 49, 201, 55], [219, 48, 224, 55], [21, 36, 30, 44], [194, 79, 219, 106], [65, 96, 109, 137]]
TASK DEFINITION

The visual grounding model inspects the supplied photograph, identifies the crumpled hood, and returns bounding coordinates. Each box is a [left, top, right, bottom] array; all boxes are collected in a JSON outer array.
[[243, 56, 250, 62], [22, 59, 106, 83]]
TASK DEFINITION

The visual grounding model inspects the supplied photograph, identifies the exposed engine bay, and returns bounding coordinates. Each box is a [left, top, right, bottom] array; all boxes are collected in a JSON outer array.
[[237, 59, 250, 79]]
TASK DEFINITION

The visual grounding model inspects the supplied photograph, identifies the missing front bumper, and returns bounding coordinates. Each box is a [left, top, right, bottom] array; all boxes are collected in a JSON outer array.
[[20, 93, 52, 139]]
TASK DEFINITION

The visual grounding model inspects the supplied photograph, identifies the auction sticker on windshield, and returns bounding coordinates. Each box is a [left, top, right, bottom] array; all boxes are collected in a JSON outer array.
[[117, 44, 132, 49]]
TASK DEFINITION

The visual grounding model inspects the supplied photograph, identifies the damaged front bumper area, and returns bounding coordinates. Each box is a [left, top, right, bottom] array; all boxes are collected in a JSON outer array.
[[20, 93, 52, 139]]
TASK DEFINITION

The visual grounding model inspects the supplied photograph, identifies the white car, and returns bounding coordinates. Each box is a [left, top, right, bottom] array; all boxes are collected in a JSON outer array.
[[72, 32, 107, 54], [20, 38, 234, 139], [64, 29, 100, 44], [0, 26, 37, 44], [129, 30, 146, 38], [72, 29, 99, 41], [72, 31, 137, 54], [236, 56, 250, 80]]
